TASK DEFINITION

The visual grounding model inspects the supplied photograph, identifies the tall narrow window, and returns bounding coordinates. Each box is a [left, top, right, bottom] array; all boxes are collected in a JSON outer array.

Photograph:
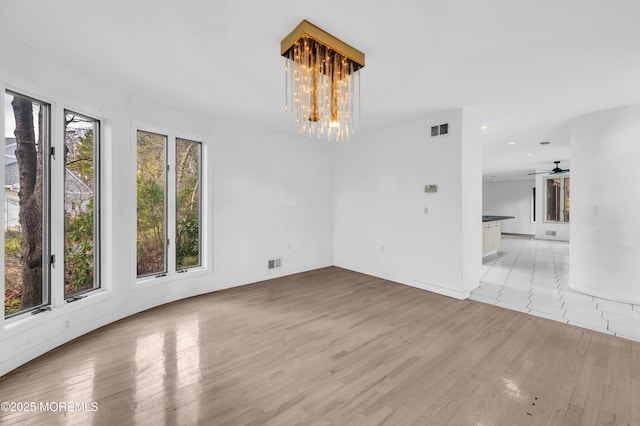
[[136, 131, 167, 277], [531, 186, 536, 223], [176, 139, 201, 270], [64, 111, 100, 299], [4, 91, 50, 317], [564, 177, 570, 222], [544, 175, 570, 223], [546, 178, 561, 222]]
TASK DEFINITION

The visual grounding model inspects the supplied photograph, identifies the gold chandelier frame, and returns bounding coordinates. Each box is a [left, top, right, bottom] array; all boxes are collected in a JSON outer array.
[[281, 20, 365, 70]]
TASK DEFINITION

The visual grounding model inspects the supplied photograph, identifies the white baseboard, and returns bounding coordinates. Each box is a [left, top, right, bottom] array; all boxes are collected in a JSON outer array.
[[334, 261, 470, 300], [0, 262, 333, 377], [569, 280, 640, 306]]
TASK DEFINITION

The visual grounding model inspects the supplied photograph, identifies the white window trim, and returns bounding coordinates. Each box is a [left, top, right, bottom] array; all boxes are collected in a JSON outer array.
[[63, 109, 102, 300], [3, 88, 107, 320], [542, 174, 570, 224], [132, 121, 209, 285]]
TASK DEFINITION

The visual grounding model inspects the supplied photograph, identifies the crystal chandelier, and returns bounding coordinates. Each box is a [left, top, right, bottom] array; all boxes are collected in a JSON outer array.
[[281, 20, 365, 141]]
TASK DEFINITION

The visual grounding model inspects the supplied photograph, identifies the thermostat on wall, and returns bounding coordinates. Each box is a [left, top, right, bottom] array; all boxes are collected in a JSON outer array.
[[424, 185, 438, 193]]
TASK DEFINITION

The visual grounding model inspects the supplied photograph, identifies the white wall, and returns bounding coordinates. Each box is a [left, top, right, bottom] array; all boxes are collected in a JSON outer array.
[[569, 104, 640, 304], [461, 112, 483, 292], [333, 109, 481, 299], [0, 32, 333, 375], [210, 121, 334, 286], [0, 30, 484, 376], [482, 180, 535, 235]]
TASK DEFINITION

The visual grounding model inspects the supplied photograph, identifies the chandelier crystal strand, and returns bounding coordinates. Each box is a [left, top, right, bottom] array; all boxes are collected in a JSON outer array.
[[305, 39, 312, 137], [291, 50, 297, 125], [314, 40, 322, 139], [290, 49, 296, 115], [324, 45, 331, 140], [284, 60, 288, 112], [302, 44, 309, 134], [335, 56, 340, 142], [357, 68, 361, 123], [293, 50, 298, 121], [298, 50, 304, 132], [342, 58, 348, 141], [296, 39, 303, 133], [349, 61, 355, 139]]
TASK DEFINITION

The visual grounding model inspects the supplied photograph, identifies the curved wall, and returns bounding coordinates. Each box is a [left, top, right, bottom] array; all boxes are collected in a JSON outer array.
[[0, 32, 334, 376], [569, 104, 640, 304]]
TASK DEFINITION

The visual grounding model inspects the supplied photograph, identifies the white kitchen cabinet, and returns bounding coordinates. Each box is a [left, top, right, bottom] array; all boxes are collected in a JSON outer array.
[[482, 221, 501, 257]]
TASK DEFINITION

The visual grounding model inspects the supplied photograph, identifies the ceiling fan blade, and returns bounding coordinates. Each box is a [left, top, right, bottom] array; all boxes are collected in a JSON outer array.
[[527, 161, 569, 176]]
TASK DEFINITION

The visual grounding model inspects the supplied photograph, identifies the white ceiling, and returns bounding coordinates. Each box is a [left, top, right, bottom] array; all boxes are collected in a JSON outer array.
[[2, 0, 639, 181]]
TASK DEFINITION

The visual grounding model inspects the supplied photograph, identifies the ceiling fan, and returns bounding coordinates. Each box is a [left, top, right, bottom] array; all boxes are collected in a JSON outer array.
[[528, 160, 570, 175]]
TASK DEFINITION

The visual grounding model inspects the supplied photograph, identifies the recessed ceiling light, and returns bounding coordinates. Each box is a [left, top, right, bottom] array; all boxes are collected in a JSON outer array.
[[481, 125, 490, 130], [526, 152, 534, 156], [506, 141, 517, 145]]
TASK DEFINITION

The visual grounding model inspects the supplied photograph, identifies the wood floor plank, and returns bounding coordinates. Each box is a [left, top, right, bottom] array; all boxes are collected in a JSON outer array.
[[565, 332, 601, 424], [633, 343, 640, 424], [0, 267, 638, 425], [614, 340, 633, 425], [597, 338, 626, 426], [439, 317, 545, 425]]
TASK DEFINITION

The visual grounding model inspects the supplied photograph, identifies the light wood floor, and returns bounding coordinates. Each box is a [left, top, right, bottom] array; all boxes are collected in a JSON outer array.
[[1, 267, 638, 425]]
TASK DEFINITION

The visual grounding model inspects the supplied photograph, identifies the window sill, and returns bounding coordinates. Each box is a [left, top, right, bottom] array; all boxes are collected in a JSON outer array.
[[134, 267, 209, 289]]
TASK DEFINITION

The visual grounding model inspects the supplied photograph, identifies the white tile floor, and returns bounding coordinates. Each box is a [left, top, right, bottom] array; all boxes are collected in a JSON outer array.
[[471, 235, 640, 342]]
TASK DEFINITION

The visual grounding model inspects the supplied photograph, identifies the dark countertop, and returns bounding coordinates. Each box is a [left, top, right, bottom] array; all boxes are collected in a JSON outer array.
[[482, 215, 515, 222]]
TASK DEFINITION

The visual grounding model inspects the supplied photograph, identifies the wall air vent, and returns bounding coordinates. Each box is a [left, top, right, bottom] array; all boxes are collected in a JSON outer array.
[[540, 141, 551, 145], [268, 257, 283, 270], [430, 123, 449, 137]]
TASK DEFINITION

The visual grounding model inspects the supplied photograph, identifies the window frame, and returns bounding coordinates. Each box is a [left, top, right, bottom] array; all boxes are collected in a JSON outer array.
[[63, 109, 101, 300], [175, 138, 202, 271], [136, 130, 169, 279], [543, 174, 570, 224], [135, 126, 205, 283], [4, 90, 52, 318]]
